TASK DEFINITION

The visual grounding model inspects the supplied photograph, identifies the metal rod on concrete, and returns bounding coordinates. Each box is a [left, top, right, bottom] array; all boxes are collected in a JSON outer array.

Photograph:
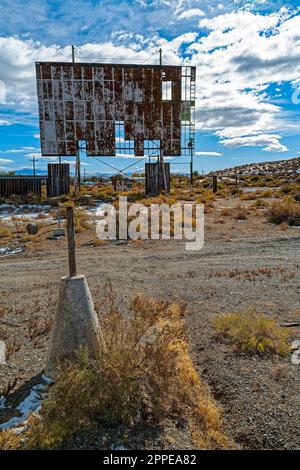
[[66, 206, 77, 277]]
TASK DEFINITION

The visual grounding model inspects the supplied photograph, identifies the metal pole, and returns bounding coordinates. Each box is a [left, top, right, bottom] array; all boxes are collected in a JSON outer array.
[[66, 206, 77, 277], [76, 143, 81, 193], [72, 45, 75, 64], [189, 141, 193, 189], [190, 159, 193, 188], [159, 48, 162, 66], [33, 157, 36, 193], [58, 155, 62, 196]]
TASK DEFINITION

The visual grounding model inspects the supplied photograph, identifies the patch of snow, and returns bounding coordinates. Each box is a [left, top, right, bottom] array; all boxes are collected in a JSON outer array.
[[292, 350, 300, 365], [0, 247, 25, 257], [42, 374, 54, 385], [111, 444, 128, 450], [0, 383, 46, 431], [0, 396, 7, 409]]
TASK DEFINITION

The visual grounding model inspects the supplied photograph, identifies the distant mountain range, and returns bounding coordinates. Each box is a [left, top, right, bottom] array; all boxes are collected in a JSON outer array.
[[14, 168, 48, 176], [12, 168, 116, 178]]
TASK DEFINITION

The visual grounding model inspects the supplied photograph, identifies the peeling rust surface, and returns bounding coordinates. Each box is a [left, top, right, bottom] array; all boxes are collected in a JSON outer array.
[[36, 63, 194, 157]]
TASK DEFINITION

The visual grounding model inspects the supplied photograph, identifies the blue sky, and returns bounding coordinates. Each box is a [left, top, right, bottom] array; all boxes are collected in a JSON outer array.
[[0, 0, 300, 175]]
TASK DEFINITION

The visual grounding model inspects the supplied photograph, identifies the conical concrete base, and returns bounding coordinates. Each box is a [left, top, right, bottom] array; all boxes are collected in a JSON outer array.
[[46, 275, 103, 377]]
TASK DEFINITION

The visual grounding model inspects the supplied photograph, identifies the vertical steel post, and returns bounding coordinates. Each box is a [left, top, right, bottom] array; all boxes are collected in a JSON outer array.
[[66, 206, 77, 277]]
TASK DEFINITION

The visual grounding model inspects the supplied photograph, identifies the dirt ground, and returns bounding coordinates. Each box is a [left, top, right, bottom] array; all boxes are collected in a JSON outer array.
[[0, 194, 300, 449]]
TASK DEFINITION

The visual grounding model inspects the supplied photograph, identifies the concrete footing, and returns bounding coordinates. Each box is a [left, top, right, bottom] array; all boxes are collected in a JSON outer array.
[[45, 275, 103, 377]]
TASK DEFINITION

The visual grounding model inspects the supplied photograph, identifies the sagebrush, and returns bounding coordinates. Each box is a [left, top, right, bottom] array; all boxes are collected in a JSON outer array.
[[213, 308, 290, 356], [27, 293, 231, 449]]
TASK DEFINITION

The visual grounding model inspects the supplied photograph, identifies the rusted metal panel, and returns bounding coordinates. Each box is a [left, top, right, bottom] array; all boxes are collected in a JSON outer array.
[[47, 163, 70, 197], [0, 176, 43, 198], [36, 63, 195, 158]]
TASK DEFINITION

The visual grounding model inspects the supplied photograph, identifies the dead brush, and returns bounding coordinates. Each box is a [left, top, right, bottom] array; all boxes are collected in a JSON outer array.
[[5, 338, 22, 359], [28, 317, 53, 341], [0, 305, 5, 319], [27, 293, 232, 450], [213, 307, 290, 356], [267, 199, 300, 226], [219, 205, 248, 220], [0, 224, 12, 239], [210, 266, 289, 281], [0, 429, 24, 450], [0, 377, 17, 397], [74, 208, 91, 233]]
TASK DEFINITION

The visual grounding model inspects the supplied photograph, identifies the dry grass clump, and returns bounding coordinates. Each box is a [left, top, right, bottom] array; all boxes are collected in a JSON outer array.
[[251, 198, 267, 208], [27, 294, 231, 450], [0, 223, 12, 239], [267, 200, 300, 226], [0, 430, 24, 450], [219, 205, 248, 220], [210, 266, 290, 282], [213, 308, 290, 356], [74, 208, 91, 233]]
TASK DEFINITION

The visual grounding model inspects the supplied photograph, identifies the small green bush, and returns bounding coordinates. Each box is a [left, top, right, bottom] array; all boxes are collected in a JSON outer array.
[[213, 308, 290, 356]]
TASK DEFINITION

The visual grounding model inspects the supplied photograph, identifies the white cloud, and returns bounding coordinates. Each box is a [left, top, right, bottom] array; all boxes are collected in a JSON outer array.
[[0, 80, 6, 104], [0, 146, 38, 154], [116, 153, 157, 159], [0, 158, 13, 164], [177, 9, 205, 21], [220, 134, 288, 152], [195, 151, 222, 156], [25, 152, 42, 159], [1, 7, 300, 153], [187, 7, 300, 149]]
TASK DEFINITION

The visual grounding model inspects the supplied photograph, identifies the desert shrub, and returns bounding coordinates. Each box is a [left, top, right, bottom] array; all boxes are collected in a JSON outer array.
[[27, 294, 231, 450], [239, 193, 257, 201], [230, 187, 242, 196], [294, 193, 300, 202], [0, 224, 12, 238], [120, 189, 145, 202], [219, 207, 231, 217], [0, 430, 23, 450], [252, 198, 267, 208], [219, 205, 247, 220], [213, 308, 290, 356], [74, 208, 91, 233], [280, 184, 294, 195], [232, 205, 247, 220], [267, 200, 300, 226], [260, 189, 273, 198]]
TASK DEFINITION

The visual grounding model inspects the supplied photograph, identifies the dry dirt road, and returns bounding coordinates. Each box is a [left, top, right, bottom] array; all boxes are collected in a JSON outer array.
[[0, 226, 300, 449]]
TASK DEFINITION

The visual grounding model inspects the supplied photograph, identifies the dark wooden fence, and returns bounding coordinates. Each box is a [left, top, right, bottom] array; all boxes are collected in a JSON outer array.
[[47, 164, 70, 197], [145, 163, 170, 195], [0, 176, 44, 198]]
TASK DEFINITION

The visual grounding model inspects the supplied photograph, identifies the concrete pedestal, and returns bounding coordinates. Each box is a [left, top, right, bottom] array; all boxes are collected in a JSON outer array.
[[46, 275, 103, 377]]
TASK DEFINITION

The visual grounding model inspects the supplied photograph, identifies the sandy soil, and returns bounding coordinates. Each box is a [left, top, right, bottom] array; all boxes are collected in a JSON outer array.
[[0, 195, 300, 449]]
